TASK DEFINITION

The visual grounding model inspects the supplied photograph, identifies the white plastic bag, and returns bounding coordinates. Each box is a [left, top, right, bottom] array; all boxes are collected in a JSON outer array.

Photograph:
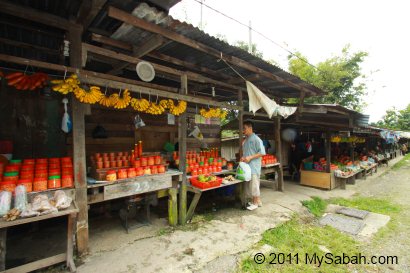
[[61, 98, 72, 133], [236, 162, 252, 181], [14, 185, 27, 211], [0, 191, 12, 216], [53, 190, 72, 210]]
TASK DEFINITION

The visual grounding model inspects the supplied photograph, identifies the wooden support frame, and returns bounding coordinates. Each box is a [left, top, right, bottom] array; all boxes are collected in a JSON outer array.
[[274, 117, 284, 191], [0, 54, 241, 111], [68, 27, 89, 255], [238, 89, 244, 159], [107, 6, 321, 96], [76, 0, 107, 30], [325, 132, 332, 173], [178, 74, 188, 224]]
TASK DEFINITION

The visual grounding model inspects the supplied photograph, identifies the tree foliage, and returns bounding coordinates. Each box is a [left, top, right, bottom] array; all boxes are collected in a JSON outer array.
[[288, 45, 368, 112], [373, 104, 410, 131], [235, 41, 264, 59]]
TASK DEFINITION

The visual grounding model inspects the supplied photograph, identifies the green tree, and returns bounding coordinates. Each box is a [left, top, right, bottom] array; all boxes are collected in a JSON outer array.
[[235, 41, 263, 59], [288, 45, 368, 112], [372, 107, 399, 129], [397, 104, 410, 130]]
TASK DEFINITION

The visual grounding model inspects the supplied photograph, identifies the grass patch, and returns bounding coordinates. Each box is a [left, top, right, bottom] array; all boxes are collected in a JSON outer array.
[[392, 153, 410, 170], [329, 196, 401, 215], [301, 196, 327, 217], [240, 217, 366, 273]]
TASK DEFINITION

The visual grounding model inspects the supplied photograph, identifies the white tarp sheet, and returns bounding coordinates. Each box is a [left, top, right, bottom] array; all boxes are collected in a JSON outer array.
[[246, 81, 297, 118]]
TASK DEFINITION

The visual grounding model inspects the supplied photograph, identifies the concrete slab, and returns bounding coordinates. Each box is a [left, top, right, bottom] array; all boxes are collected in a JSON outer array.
[[319, 214, 365, 235], [337, 207, 369, 219], [357, 212, 390, 239]]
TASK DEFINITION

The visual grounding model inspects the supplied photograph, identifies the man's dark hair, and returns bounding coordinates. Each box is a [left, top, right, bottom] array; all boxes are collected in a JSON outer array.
[[243, 120, 254, 128]]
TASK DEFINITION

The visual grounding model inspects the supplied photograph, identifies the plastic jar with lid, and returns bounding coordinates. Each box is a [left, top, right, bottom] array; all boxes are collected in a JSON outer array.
[[148, 156, 155, 166], [117, 169, 127, 179], [127, 168, 136, 178], [10, 159, 22, 166], [62, 175, 73, 188], [155, 156, 162, 165], [49, 168, 60, 176], [49, 158, 60, 164], [48, 175, 61, 189], [141, 157, 148, 167], [5, 165, 19, 173], [36, 163, 48, 170], [36, 158, 48, 164], [144, 167, 151, 175], [3, 172, 19, 182], [106, 170, 117, 181], [61, 157, 72, 164], [0, 181, 16, 192], [23, 159, 35, 165], [191, 168, 198, 176], [21, 165, 34, 171], [117, 160, 123, 168], [49, 163, 60, 170], [33, 177, 47, 191], [20, 170, 34, 180], [134, 160, 141, 168], [136, 167, 144, 176], [18, 179, 32, 192], [158, 165, 165, 174], [151, 165, 158, 175], [35, 169, 48, 178]]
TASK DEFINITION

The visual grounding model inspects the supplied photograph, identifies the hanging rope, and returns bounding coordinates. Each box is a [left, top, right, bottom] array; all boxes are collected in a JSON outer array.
[[217, 52, 247, 82]]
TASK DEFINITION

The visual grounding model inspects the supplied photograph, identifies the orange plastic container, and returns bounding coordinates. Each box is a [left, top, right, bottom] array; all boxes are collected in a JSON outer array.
[[49, 163, 60, 170], [23, 159, 35, 165], [189, 176, 222, 189], [48, 175, 61, 189], [62, 175, 73, 188], [18, 179, 32, 192], [36, 163, 48, 170], [49, 158, 60, 164], [151, 165, 158, 175], [49, 168, 61, 176], [33, 177, 47, 191], [117, 169, 127, 179], [148, 157, 155, 166], [127, 168, 136, 178], [157, 165, 165, 174], [19, 170, 34, 180], [62, 167, 73, 175], [61, 157, 72, 163], [36, 158, 48, 164], [106, 170, 117, 181], [21, 165, 34, 171], [0, 181, 16, 192], [155, 156, 162, 165], [35, 169, 48, 178], [133, 160, 141, 168], [141, 157, 147, 167], [3, 172, 18, 182], [5, 165, 19, 173]]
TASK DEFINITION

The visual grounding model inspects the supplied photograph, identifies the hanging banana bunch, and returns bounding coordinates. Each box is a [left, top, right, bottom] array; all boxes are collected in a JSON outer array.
[[130, 98, 150, 112], [73, 85, 103, 104], [51, 74, 80, 94], [169, 100, 187, 116], [200, 107, 227, 119], [113, 89, 131, 109], [145, 102, 165, 115]]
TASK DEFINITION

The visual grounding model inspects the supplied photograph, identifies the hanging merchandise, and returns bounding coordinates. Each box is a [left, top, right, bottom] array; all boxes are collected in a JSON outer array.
[[99, 86, 115, 107], [51, 74, 79, 94], [168, 100, 187, 116], [188, 126, 204, 141], [281, 128, 297, 142], [74, 85, 103, 104], [61, 98, 72, 133], [131, 98, 150, 112], [199, 107, 227, 119], [112, 89, 132, 109], [6, 72, 48, 91], [145, 102, 165, 115], [134, 114, 145, 129]]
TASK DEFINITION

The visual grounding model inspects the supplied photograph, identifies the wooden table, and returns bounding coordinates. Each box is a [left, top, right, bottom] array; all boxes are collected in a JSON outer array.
[[0, 202, 78, 273], [186, 175, 248, 222], [87, 170, 182, 226], [260, 163, 281, 189]]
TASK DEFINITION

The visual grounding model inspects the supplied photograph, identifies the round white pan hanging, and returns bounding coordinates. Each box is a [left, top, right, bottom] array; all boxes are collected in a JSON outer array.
[[136, 61, 155, 82]]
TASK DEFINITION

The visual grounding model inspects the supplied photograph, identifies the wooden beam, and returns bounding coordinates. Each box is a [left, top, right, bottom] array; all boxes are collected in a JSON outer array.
[[325, 132, 331, 173], [178, 74, 188, 224], [91, 33, 133, 51], [77, 0, 107, 30], [109, 34, 168, 75], [68, 27, 89, 255], [83, 43, 245, 92], [107, 6, 321, 97], [228, 74, 260, 85], [238, 89, 244, 160], [0, 53, 241, 110], [0, 1, 81, 31], [274, 117, 284, 191]]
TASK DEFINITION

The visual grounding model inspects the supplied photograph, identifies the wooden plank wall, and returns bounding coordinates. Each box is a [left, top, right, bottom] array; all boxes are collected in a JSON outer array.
[[185, 107, 221, 150], [0, 82, 67, 158]]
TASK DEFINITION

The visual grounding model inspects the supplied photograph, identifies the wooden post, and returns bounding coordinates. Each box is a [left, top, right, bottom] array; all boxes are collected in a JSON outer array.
[[168, 188, 178, 226], [238, 90, 244, 158], [68, 26, 89, 255], [0, 229, 6, 271], [274, 117, 284, 191], [178, 74, 188, 224], [325, 132, 331, 173]]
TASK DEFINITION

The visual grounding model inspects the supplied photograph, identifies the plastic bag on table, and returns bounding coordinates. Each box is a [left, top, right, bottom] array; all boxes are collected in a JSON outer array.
[[0, 191, 12, 216], [52, 190, 72, 210], [32, 194, 53, 212], [20, 203, 40, 218], [39, 206, 58, 216], [236, 162, 252, 181], [14, 185, 27, 211]]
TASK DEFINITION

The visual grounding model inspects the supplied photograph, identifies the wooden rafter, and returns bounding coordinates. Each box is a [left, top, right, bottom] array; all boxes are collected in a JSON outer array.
[[108, 34, 168, 75], [76, 0, 107, 30], [107, 6, 322, 96]]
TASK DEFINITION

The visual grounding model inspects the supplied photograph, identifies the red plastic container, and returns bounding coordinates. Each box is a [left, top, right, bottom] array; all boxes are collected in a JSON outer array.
[[62, 167, 73, 176], [33, 177, 47, 191], [49, 163, 60, 170], [49, 158, 60, 164], [20, 170, 34, 180], [21, 165, 34, 171], [36, 158, 48, 164], [61, 157, 72, 163], [35, 169, 48, 178], [36, 163, 48, 170], [127, 168, 136, 178], [62, 175, 73, 188], [117, 169, 127, 179], [189, 176, 222, 189], [5, 165, 19, 173], [49, 168, 61, 176], [0, 181, 16, 192], [18, 179, 32, 192], [23, 159, 35, 165], [48, 175, 61, 189]]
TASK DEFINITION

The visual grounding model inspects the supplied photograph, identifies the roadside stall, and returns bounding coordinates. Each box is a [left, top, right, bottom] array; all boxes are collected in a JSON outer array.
[[0, 1, 325, 265], [281, 104, 371, 190]]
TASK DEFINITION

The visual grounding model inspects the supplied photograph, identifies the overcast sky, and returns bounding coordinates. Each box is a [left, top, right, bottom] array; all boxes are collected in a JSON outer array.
[[170, 0, 410, 122]]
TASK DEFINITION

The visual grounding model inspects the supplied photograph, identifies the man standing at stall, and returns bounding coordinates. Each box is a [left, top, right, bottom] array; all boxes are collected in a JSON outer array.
[[241, 121, 266, 211]]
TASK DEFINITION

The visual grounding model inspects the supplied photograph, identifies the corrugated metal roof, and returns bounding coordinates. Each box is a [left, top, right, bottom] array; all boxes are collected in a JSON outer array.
[[109, 3, 324, 99]]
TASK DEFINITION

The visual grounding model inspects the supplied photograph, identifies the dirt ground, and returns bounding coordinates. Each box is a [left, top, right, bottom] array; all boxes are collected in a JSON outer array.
[[41, 155, 407, 273]]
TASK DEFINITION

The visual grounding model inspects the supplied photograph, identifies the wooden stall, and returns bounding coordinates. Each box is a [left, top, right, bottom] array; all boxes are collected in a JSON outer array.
[[0, 1, 325, 264]]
